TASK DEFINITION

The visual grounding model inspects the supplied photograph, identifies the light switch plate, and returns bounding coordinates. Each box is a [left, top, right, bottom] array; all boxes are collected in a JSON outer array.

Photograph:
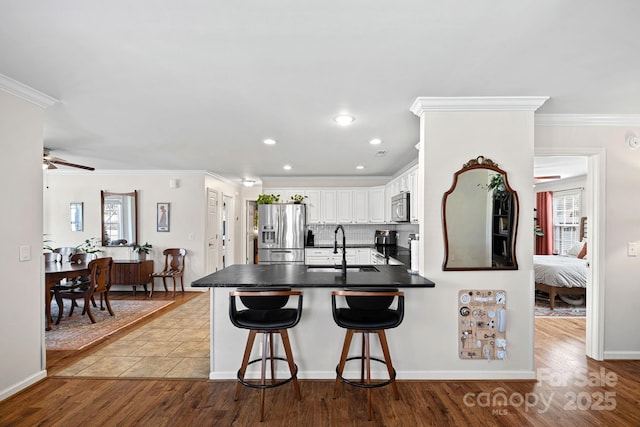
[[628, 242, 638, 257], [19, 245, 31, 261]]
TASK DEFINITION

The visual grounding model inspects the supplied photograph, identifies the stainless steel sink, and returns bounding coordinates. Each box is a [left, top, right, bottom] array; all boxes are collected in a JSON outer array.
[[306, 266, 379, 273]]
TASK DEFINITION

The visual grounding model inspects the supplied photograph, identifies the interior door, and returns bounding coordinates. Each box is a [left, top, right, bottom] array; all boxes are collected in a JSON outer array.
[[206, 188, 219, 273], [222, 194, 234, 267]]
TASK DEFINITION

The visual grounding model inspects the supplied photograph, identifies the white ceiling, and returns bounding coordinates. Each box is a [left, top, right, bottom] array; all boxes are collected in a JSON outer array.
[[2, 1, 639, 184]]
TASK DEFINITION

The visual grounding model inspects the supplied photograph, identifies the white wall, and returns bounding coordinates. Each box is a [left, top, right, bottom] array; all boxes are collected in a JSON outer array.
[[417, 109, 537, 379], [535, 126, 640, 359], [0, 91, 47, 400], [44, 171, 242, 290]]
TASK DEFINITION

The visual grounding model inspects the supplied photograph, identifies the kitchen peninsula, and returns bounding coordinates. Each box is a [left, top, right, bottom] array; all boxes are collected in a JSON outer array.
[[192, 264, 435, 380]]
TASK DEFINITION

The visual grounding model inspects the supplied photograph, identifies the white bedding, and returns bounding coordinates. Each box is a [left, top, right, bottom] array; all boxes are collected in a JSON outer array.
[[533, 255, 587, 288]]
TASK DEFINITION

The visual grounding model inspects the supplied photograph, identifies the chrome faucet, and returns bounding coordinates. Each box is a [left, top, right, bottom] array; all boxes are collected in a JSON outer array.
[[334, 225, 347, 279]]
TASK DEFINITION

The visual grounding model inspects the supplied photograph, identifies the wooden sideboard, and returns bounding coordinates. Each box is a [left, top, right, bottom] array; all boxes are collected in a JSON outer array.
[[112, 259, 154, 296]]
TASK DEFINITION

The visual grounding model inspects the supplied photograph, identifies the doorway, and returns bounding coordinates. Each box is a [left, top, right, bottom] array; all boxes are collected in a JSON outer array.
[[534, 149, 605, 360]]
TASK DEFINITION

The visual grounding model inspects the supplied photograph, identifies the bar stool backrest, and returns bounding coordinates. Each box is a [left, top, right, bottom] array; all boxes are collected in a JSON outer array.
[[237, 287, 292, 310], [345, 287, 398, 311]]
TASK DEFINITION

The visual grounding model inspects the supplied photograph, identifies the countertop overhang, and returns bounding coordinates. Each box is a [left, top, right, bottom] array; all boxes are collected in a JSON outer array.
[[192, 264, 435, 288]]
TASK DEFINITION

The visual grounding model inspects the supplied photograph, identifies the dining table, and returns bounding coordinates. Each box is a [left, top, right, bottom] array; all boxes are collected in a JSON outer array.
[[44, 261, 90, 331]]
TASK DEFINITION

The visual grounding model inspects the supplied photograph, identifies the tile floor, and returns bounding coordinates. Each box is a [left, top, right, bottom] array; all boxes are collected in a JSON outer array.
[[56, 292, 210, 379]]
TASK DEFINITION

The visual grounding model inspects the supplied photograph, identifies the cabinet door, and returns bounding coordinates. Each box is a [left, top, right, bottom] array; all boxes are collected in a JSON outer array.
[[336, 190, 353, 223], [355, 248, 370, 264], [321, 190, 337, 224], [368, 187, 385, 223], [353, 190, 368, 223], [408, 168, 420, 223], [305, 190, 321, 224], [305, 248, 333, 265]]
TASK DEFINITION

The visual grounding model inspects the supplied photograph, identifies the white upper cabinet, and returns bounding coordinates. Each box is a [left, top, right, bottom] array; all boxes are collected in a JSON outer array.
[[305, 190, 321, 223], [368, 186, 385, 223], [336, 190, 353, 223], [264, 164, 417, 225], [321, 190, 337, 224], [407, 167, 420, 223], [353, 190, 369, 223]]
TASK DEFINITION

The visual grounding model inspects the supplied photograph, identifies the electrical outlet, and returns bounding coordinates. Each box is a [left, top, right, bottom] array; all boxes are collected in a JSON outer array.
[[628, 242, 638, 257]]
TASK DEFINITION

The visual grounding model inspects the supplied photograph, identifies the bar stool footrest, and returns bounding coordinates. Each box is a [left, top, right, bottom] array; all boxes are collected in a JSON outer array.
[[336, 356, 397, 389], [237, 357, 298, 390]]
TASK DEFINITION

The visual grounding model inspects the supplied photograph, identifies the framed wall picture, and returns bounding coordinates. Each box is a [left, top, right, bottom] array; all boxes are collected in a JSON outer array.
[[70, 202, 83, 231], [157, 202, 170, 232]]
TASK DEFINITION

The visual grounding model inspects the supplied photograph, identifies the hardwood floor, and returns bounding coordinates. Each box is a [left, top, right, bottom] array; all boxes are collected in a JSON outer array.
[[2, 299, 640, 426]]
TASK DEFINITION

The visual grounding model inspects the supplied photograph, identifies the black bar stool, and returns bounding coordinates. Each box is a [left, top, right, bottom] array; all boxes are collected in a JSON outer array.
[[229, 287, 303, 422], [331, 287, 405, 421]]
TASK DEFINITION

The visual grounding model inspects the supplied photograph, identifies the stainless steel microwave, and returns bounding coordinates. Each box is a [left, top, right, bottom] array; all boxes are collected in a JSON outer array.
[[391, 192, 410, 222]]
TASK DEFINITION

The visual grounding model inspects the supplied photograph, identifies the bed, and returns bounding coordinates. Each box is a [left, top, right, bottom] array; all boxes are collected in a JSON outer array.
[[534, 217, 588, 310]]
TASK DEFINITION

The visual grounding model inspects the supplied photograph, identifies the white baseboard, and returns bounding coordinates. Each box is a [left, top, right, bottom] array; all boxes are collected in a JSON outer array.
[[0, 370, 47, 402], [209, 369, 536, 381], [603, 351, 640, 360]]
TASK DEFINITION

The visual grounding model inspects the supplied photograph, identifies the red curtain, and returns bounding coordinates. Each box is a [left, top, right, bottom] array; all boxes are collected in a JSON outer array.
[[535, 191, 554, 255]]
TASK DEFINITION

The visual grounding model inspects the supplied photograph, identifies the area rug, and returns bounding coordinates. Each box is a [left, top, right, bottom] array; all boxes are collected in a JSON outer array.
[[535, 291, 586, 317], [46, 299, 174, 350]]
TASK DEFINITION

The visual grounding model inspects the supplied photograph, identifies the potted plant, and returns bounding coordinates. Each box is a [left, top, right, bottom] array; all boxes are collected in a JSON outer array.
[[290, 194, 307, 204], [133, 242, 153, 260], [75, 237, 103, 255], [479, 173, 509, 211], [256, 194, 280, 204]]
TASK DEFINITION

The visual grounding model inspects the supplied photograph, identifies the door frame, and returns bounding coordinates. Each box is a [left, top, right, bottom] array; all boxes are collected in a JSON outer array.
[[534, 147, 605, 360]]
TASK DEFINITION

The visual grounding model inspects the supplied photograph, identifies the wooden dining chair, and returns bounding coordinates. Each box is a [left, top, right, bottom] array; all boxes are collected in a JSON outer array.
[[150, 248, 187, 298], [54, 257, 114, 325]]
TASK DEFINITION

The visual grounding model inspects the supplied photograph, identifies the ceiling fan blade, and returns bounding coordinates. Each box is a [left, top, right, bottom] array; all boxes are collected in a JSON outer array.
[[49, 159, 95, 171]]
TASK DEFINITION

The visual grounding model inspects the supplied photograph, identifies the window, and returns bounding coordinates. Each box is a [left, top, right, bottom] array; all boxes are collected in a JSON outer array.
[[553, 190, 582, 254], [103, 200, 123, 243]]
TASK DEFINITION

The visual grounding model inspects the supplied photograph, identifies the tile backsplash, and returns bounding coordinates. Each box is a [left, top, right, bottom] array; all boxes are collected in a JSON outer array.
[[307, 223, 419, 248]]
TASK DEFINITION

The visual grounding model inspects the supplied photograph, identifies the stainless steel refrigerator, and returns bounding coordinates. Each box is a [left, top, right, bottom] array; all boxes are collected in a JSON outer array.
[[257, 203, 306, 264]]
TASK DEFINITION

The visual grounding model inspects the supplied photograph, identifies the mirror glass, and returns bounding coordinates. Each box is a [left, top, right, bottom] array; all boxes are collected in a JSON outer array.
[[101, 190, 138, 246], [442, 156, 519, 270]]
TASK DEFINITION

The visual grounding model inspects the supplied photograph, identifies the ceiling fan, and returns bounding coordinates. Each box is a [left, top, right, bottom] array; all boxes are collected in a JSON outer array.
[[534, 174, 561, 184], [43, 148, 95, 171]]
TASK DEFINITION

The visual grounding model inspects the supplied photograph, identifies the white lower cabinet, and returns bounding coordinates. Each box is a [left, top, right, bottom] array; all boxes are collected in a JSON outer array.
[[355, 248, 371, 265], [305, 248, 355, 265]]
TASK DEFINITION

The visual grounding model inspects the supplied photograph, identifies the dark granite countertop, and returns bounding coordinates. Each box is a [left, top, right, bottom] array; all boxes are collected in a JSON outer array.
[[192, 264, 435, 288]]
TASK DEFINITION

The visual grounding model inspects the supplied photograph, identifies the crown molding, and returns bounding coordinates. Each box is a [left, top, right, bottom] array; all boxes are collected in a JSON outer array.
[[410, 96, 549, 115], [0, 73, 58, 108], [535, 114, 640, 127]]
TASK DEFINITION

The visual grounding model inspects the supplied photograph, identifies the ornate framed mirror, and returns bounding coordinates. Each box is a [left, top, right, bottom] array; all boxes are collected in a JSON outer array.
[[101, 190, 138, 246], [442, 156, 519, 270]]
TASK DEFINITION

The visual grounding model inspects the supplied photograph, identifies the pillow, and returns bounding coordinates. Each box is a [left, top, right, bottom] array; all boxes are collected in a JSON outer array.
[[566, 241, 586, 257], [578, 242, 587, 259]]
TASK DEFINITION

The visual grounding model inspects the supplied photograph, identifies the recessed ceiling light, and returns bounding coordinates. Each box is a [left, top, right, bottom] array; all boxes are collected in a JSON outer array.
[[263, 138, 277, 145], [369, 138, 382, 145], [283, 165, 292, 170], [356, 165, 365, 170], [334, 114, 355, 126]]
